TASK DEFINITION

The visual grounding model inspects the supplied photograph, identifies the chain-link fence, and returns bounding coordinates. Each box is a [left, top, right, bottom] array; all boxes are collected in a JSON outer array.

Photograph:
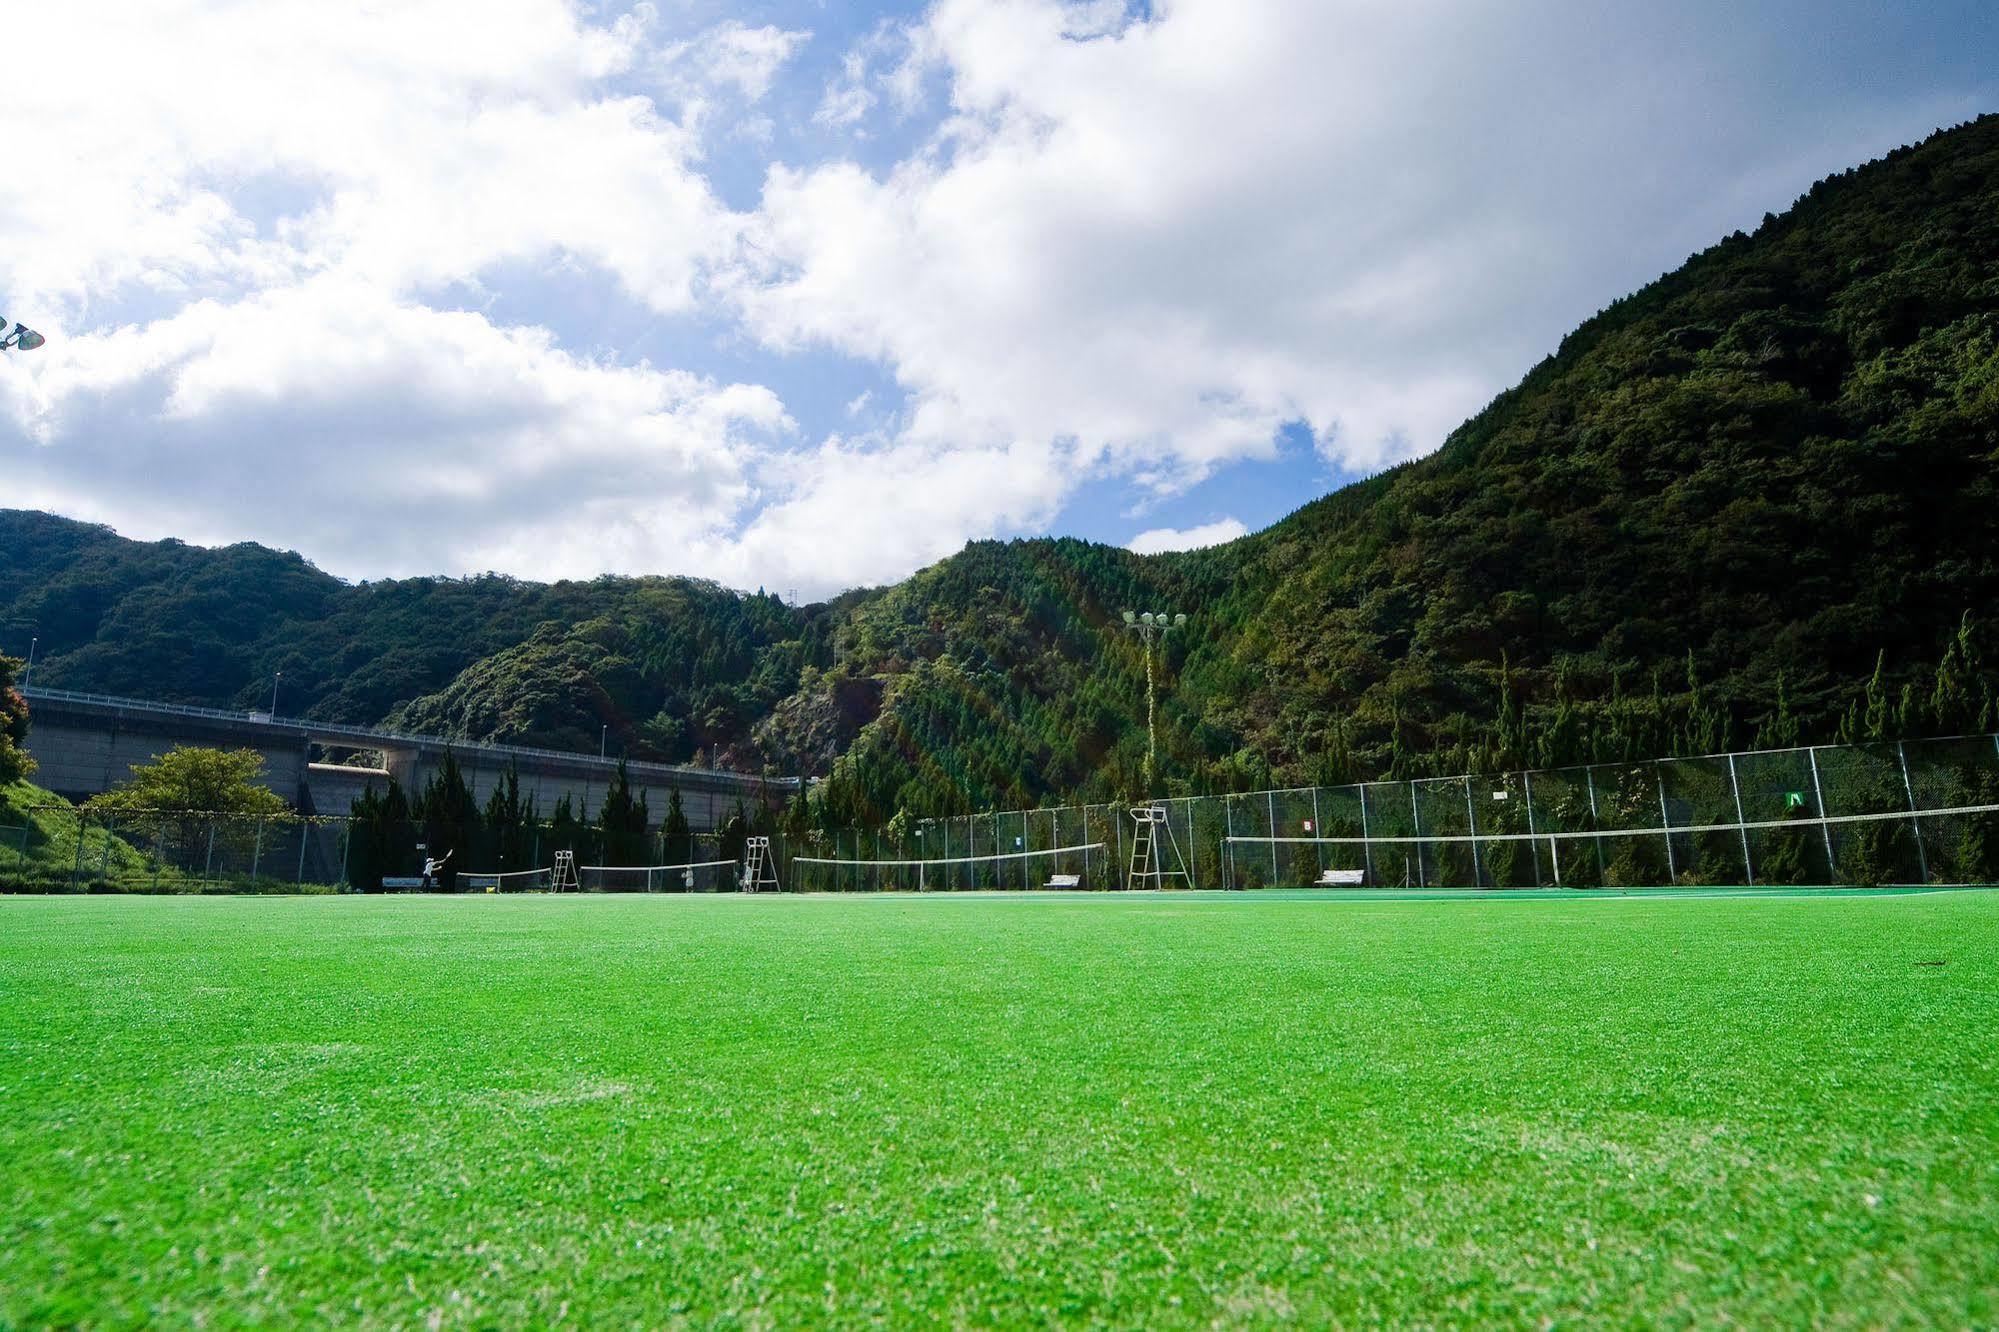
[[8, 732, 1999, 893], [860, 731, 1999, 891]]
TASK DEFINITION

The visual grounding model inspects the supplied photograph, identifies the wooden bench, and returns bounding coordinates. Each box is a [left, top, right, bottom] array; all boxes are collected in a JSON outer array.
[[1043, 873, 1082, 889], [1317, 869, 1366, 886]]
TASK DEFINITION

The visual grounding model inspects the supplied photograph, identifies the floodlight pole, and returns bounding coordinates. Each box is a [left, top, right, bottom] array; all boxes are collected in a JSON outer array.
[[270, 670, 282, 718], [0, 320, 46, 352], [1121, 610, 1188, 796], [21, 636, 36, 688]]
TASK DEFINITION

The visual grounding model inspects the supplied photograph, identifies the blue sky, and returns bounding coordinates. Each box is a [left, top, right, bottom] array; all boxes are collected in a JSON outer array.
[[1, 0, 1993, 597]]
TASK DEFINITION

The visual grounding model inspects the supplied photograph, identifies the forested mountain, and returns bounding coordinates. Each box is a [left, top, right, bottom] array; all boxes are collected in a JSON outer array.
[[0, 509, 850, 765], [6, 115, 1998, 816]]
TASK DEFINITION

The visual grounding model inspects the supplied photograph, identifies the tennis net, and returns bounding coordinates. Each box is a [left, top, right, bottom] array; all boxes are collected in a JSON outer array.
[[577, 860, 739, 892], [792, 841, 1106, 892], [461, 866, 555, 892]]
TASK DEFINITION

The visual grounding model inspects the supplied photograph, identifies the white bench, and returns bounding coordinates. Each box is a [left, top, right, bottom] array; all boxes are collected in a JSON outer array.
[[1317, 869, 1366, 886], [1043, 873, 1082, 889]]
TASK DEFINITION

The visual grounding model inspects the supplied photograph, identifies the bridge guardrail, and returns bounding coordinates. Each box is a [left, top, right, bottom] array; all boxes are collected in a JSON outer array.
[[20, 685, 797, 791]]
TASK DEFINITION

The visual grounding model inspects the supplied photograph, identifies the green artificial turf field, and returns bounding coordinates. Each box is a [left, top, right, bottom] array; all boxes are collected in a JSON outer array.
[[3, 891, 1995, 1327]]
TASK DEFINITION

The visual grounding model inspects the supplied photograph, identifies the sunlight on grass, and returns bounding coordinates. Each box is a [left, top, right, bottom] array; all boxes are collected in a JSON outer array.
[[3, 892, 1995, 1325]]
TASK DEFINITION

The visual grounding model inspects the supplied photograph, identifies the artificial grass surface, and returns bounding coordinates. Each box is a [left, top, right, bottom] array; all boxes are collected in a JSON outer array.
[[2, 891, 1995, 1327]]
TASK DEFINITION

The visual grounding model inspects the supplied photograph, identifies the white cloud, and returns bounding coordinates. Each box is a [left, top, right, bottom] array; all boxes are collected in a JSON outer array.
[[1127, 518, 1249, 556], [699, 22, 813, 102], [651, 18, 812, 112], [738, 0, 1989, 495], [4, 280, 787, 580], [2, 0, 1989, 601], [814, 49, 880, 129]]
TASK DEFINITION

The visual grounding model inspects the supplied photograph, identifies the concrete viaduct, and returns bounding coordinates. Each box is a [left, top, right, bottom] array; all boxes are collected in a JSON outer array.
[[20, 686, 798, 832]]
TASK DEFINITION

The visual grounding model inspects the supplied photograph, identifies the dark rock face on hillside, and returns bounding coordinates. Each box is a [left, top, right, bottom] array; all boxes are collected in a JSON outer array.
[[5, 115, 1997, 815]]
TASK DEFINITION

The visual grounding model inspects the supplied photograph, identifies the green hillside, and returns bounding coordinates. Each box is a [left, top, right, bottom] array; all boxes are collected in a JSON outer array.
[[5, 115, 1998, 816]]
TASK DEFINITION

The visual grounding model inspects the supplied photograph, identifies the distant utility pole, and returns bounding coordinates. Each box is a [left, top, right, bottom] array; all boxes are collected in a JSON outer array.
[[1121, 610, 1188, 796], [22, 636, 37, 688], [270, 670, 282, 718]]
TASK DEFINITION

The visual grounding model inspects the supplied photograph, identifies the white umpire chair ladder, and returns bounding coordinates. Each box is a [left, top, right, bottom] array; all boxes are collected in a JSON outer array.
[[741, 836, 779, 893], [1127, 804, 1191, 891]]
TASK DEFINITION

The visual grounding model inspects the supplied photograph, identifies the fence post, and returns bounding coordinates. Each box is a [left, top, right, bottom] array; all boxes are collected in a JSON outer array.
[[1522, 771, 1542, 886], [1584, 767, 1607, 882], [70, 812, 86, 891], [1222, 794, 1235, 889], [1806, 746, 1837, 880], [251, 817, 265, 882], [1266, 789, 1280, 886], [1409, 782, 1425, 888], [1896, 740, 1931, 884], [203, 821, 217, 887], [1115, 804, 1126, 891], [1309, 786, 1322, 883], [1725, 754, 1755, 886], [102, 815, 117, 881], [1358, 783, 1376, 886], [1463, 775, 1483, 888], [1654, 765, 1677, 883]]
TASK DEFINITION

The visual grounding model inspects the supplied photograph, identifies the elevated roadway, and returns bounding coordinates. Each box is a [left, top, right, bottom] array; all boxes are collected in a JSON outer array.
[[19, 686, 797, 832]]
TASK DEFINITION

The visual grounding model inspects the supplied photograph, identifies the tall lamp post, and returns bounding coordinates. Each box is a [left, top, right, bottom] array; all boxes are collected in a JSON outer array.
[[1, 320, 46, 352], [1122, 609, 1188, 796], [269, 670, 282, 718], [21, 636, 36, 689]]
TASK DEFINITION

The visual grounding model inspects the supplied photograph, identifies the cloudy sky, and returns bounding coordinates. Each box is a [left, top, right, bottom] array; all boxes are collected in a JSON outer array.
[[1, 1, 1992, 598]]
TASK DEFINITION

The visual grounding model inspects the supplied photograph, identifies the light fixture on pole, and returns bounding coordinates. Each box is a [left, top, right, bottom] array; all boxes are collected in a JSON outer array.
[[1, 320, 46, 352], [21, 636, 36, 689], [600, 724, 608, 759], [1121, 608, 1188, 796], [270, 670, 282, 718]]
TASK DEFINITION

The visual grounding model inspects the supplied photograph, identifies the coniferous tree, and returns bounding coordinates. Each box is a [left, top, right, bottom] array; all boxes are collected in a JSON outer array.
[[348, 777, 414, 892], [661, 786, 694, 866], [483, 760, 537, 876], [414, 751, 478, 890], [597, 758, 649, 867], [549, 794, 583, 863]]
